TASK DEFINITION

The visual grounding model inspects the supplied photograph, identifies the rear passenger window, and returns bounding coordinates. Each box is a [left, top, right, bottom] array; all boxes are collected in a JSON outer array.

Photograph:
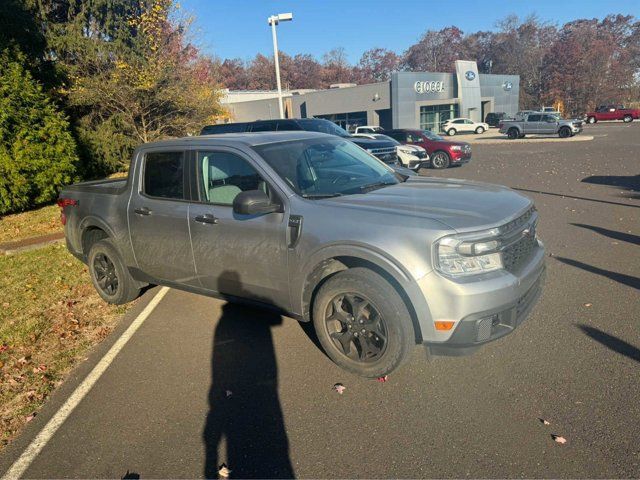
[[144, 151, 185, 199], [527, 114, 541, 122]]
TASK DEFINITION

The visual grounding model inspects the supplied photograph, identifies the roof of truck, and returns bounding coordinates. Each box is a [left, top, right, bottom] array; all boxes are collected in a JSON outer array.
[[139, 131, 332, 149]]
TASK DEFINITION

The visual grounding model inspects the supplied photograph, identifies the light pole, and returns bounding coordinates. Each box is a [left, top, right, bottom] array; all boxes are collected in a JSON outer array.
[[267, 12, 293, 119]]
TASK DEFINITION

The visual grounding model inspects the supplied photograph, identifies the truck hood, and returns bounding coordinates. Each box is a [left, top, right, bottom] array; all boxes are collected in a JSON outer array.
[[323, 177, 532, 231], [348, 137, 396, 149]]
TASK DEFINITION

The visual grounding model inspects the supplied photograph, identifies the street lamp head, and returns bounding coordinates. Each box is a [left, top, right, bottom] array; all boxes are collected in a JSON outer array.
[[268, 12, 293, 25]]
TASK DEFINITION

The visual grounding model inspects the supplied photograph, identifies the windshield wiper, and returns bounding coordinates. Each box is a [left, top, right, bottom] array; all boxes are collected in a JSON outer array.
[[301, 192, 343, 199], [357, 181, 397, 193]]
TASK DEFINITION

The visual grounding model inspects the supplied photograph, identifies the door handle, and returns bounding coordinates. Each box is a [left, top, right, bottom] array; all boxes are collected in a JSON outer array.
[[194, 214, 219, 225], [134, 207, 151, 216]]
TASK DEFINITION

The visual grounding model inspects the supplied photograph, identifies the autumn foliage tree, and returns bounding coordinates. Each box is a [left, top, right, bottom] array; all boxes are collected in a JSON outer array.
[[68, 0, 221, 172]]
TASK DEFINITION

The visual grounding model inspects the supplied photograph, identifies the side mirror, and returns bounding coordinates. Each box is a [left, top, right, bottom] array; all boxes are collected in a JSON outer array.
[[233, 190, 279, 215]]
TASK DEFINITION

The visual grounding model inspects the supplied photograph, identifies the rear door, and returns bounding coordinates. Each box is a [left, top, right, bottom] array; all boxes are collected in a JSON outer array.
[[524, 114, 542, 134], [128, 149, 197, 284]]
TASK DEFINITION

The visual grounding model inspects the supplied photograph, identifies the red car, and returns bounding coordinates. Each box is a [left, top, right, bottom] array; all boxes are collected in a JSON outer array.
[[385, 129, 472, 169], [585, 105, 640, 124]]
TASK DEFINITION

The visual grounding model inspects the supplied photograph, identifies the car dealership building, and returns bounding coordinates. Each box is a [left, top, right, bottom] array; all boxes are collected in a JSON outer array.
[[223, 60, 520, 132]]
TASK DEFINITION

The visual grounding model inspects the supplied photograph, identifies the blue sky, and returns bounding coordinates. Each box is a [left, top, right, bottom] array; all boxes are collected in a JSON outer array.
[[179, 0, 640, 64]]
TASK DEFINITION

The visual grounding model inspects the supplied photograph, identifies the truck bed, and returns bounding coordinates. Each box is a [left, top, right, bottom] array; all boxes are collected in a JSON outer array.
[[63, 178, 129, 195]]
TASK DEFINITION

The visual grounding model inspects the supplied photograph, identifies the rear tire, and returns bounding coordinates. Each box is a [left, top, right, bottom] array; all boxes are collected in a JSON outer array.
[[312, 268, 415, 378], [430, 151, 450, 169], [558, 126, 571, 138], [507, 128, 519, 140], [475, 126, 485, 134], [623, 115, 633, 123], [447, 128, 456, 136], [88, 239, 141, 305]]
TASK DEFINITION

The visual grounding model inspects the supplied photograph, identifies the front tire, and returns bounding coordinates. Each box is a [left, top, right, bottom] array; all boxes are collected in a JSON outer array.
[[558, 126, 571, 138], [430, 151, 450, 169], [507, 128, 519, 140], [312, 268, 415, 378], [623, 115, 633, 123], [447, 128, 456, 136], [475, 126, 485, 134], [88, 239, 141, 305], [587, 116, 596, 124]]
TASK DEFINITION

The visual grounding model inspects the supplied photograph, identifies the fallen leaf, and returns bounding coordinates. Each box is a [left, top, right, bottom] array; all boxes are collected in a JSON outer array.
[[0, 344, 8, 352], [377, 375, 388, 383], [218, 463, 231, 478], [584, 303, 592, 307], [552, 434, 567, 444], [25, 413, 36, 423], [333, 383, 346, 395], [538, 418, 551, 425]]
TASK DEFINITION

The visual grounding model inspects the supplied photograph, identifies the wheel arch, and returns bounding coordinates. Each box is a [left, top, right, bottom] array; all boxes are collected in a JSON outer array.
[[79, 216, 117, 257], [299, 249, 424, 343]]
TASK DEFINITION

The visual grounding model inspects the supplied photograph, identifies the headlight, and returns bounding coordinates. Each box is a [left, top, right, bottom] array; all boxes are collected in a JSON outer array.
[[398, 146, 413, 154], [450, 145, 463, 152], [435, 233, 503, 277]]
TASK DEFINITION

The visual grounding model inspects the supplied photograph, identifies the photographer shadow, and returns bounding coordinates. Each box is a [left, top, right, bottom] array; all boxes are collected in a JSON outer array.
[[203, 271, 294, 479]]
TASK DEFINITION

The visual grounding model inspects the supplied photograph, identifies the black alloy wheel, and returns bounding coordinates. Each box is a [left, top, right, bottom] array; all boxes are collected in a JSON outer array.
[[324, 293, 387, 363], [93, 253, 119, 296], [558, 126, 571, 138], [507, 128, 519, 139]]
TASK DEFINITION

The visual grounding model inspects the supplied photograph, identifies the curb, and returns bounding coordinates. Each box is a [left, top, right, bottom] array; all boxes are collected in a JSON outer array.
[[0, 232, 65, 256], [454, 134, 594, 145]]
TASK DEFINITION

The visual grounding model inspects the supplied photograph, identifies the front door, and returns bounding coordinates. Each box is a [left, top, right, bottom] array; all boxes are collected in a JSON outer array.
[[539, 114, 559, 134], [128, 149, 197, 284], [188, 148, 290, 309]]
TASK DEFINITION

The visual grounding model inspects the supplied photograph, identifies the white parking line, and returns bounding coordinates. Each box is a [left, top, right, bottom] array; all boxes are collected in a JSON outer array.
[[1, 287, 170, 480]]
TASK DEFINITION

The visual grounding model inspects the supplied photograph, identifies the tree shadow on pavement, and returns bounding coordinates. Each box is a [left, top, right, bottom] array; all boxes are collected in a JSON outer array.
[[581, 174, 640, 200], [554, 256, 640, 291], [570, 223, 640, 246], [203, 271, 294, 479], [577, 325, 640, 363]]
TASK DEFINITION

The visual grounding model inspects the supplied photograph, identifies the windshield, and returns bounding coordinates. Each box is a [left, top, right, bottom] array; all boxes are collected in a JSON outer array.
[[297, 119, 352, 138], [422, 130, 444, 141], [253, 137, 399, 198]]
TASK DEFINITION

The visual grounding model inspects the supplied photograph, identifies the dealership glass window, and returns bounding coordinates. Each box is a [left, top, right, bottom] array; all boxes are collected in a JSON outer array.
[[419, 104, 459, 132], [315, 111, 368, 132]]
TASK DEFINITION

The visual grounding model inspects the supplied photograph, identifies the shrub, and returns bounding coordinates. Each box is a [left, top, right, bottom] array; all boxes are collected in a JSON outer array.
[[0, 51, 79, 214]]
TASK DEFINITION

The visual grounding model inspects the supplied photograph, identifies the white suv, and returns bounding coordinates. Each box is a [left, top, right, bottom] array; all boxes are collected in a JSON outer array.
[[442, 118, 489, 136]]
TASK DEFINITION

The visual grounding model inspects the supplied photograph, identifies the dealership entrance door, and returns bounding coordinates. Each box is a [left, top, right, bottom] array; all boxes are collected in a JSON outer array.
[[419, 104, 458, 132]]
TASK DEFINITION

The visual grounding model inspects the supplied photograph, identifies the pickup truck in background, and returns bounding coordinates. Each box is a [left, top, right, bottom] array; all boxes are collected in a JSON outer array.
[[585, 105, 639, 124], [59, 132, 545, 377], [499, 113, 582, 139]]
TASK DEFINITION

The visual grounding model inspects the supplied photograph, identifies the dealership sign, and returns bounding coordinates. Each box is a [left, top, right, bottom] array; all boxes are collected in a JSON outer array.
[[414, 80, 445, 94]]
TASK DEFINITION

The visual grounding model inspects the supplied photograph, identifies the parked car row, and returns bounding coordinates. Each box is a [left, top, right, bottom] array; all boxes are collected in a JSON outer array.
[[203, 120, 473, 170]]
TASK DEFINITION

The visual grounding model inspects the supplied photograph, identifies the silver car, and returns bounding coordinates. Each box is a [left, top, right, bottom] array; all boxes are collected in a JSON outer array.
[[59, 132, 545, 377]]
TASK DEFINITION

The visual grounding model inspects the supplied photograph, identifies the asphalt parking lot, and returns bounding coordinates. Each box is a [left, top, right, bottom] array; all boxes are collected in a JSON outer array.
[[1, 122, 638, 479]]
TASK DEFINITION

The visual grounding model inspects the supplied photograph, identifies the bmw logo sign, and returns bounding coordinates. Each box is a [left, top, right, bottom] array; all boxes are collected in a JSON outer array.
[[503, 81, 513, 91], [465, 70, 476, 81]]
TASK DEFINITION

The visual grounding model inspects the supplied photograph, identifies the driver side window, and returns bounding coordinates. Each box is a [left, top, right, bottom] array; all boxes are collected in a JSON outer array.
[[198, 151, 269, 206]]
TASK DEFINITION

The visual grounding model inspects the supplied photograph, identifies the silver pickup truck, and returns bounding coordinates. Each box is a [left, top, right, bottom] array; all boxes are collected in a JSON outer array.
[[500, 112, 582, 139], [59, 132, 545, 377]]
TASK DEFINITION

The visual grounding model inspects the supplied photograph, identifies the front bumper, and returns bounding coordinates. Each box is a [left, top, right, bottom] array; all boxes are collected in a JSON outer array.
[[418, 240, 546, 356]]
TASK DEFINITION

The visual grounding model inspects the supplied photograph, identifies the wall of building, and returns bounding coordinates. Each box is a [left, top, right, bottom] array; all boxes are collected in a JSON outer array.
[[391, 72, 456, 128], [290, 82, 391, 126], [479, 74, 520, 116]]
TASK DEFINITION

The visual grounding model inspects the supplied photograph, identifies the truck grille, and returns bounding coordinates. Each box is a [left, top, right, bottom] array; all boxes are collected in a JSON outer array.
[[369, 146, 398, 164], [499, 206, 538, 273]]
